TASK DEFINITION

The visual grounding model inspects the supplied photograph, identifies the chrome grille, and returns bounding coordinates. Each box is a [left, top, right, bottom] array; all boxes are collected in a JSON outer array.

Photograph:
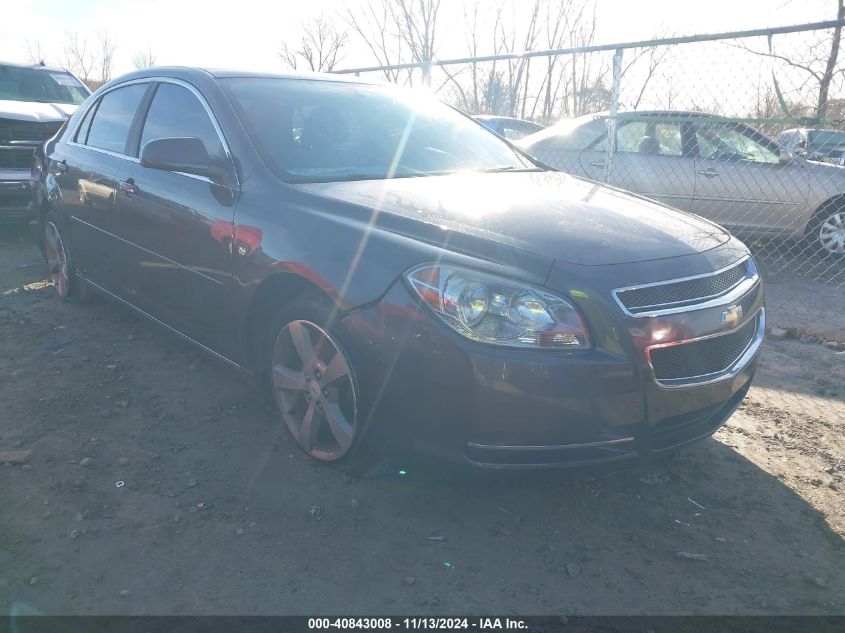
[[649, 314, 759, 383], [615, 259, 750, 314], [0, 118, 63, 144], [0, 148, 34, 169]]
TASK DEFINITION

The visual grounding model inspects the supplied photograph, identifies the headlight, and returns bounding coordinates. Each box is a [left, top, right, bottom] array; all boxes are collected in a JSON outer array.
[[406, 264, 590, 349]]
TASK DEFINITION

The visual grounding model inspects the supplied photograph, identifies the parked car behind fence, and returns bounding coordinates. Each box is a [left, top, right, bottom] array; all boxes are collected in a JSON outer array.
[[474, 115, 545, 140], [520, 111, 845, 267], [777, 128, 845, 166]]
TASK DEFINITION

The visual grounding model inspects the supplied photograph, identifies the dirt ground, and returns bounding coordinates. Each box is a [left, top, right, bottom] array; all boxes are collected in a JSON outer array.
[[1, 224, 843, 616]]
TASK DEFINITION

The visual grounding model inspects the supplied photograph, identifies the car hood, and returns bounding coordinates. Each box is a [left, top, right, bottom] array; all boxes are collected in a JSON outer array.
[[0, 99, 77, 123], [295, 171, 730, 265]]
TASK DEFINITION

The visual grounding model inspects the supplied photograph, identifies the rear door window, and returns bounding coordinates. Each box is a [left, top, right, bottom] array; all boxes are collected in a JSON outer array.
[[74, 101, 97, 144], [594, 120, 683, 156], [85, 83, 148, 154]]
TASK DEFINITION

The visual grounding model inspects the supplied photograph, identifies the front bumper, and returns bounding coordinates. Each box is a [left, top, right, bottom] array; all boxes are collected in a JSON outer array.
[[0, 169, 34, 223], [342, 253, 763, 470]]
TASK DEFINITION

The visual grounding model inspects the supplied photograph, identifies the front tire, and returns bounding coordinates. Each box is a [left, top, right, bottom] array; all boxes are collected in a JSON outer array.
[[43, 211, 89, 302], [262, 291, 381, 474]]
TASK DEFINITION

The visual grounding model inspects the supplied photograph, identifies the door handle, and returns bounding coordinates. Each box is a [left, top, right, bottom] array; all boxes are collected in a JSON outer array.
[[697, 168, 719, 178], [118, 178, 139, 196], [589, 160, 606, 167], [54, 159, 68, 175]]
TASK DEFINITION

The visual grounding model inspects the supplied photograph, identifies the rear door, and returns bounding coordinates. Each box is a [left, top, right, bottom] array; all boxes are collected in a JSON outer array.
[[112, 80, 239, 352], [689, 121, 809, 231], [54, 82, 150, 287], [580, 117, 696, 210]]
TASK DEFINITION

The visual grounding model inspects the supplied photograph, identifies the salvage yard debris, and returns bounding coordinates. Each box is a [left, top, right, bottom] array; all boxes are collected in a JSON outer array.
[[0, 450, 31, 463]]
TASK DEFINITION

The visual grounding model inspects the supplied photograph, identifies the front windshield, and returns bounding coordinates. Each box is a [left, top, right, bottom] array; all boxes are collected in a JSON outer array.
[[221, 78, 536, 183], [0, 65, 89, 105]]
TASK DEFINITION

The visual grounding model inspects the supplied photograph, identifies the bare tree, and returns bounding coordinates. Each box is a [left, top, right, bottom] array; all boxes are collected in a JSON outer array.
[[132, 46, 157, 70], [441, 0, 506, 114], [25, 39, 46, 65], [618, 43, 672, 110], [531, 0, 578, 121], [345, 0, 406, 83], [391, 0, 442, 84], [63, 32, 95, 85], [492, 0, 541, 116], [62, 30, 118, 89], [816, 0, 844, 119], [734, 0, 844, 120], [97, 30, 117, 84], [440, 0, 483, 112], [442, 0, 540, 116], [565, 3, 607, 118], [345, 0, 444, 86], [280, 14, 348, 72]]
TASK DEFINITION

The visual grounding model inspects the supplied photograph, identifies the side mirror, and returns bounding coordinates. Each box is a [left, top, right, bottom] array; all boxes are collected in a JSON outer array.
[[778, 148, 795, 164], [140, 137, 231, 183]]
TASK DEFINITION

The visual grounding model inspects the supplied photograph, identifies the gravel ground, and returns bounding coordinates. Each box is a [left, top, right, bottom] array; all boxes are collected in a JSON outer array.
[[1, 225, 844, 616]]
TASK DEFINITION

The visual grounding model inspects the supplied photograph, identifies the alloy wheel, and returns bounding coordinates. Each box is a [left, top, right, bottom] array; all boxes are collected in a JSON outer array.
[[44, 221, 70, 299], [819, 210, 845, 255], [272, 320, 357, 461]]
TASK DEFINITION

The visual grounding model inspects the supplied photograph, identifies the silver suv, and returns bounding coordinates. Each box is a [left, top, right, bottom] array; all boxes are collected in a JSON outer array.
[[0, 62, 90, 222], [520, 111, 845, 256]]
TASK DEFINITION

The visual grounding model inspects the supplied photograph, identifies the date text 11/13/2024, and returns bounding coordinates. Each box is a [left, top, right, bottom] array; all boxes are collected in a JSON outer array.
[[307, 618, 530, 630]]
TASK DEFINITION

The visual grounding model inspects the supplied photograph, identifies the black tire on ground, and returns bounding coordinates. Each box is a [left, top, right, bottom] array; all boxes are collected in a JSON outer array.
[[259, 290, 385, 476], [43, 211, 90, 303]]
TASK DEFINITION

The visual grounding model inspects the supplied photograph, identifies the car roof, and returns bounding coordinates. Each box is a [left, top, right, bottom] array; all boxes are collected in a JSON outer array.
[[0, 60, 75, 74], [102, 66, 380, 87]]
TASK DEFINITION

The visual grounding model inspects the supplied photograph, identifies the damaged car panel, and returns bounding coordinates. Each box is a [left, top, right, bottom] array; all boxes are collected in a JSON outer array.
[[1, 62, 89, 223]]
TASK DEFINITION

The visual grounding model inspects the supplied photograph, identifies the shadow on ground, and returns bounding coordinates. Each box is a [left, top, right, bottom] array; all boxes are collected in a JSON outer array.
[[1, 225, 843, 616]]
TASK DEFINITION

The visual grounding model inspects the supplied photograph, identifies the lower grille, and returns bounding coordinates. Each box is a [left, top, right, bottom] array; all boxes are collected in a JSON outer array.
[[650, 313, 759, 383], [0, 148, 34, 169], [0, 118, 63, 143]]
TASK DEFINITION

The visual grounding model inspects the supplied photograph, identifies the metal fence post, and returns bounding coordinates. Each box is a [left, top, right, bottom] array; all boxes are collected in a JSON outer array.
[[605, 47, 624, 183]]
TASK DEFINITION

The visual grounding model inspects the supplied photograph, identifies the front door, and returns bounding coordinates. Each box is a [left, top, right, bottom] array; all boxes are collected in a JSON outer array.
[[112, 81, 238, 354], [689, 121, 809, 232]]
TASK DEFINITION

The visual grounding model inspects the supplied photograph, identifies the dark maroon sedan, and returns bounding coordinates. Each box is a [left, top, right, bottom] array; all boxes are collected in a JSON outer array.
[[31, 68, 764, 473]]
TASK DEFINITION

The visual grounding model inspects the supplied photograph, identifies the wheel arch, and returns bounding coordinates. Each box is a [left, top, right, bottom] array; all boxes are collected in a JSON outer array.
[[806, 193, 845, 235], [241, 271, 341, 373]]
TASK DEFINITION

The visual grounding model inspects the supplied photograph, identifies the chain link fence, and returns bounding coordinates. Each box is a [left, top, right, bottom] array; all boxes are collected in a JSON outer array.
[[336, 20, 845, 342]]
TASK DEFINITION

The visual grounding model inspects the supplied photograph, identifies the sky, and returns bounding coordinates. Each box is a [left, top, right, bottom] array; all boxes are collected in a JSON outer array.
[[0, 0, 838, 78]]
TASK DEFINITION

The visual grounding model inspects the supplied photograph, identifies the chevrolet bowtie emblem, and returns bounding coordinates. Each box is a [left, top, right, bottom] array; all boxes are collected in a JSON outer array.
[[721, 305, 743, 328]]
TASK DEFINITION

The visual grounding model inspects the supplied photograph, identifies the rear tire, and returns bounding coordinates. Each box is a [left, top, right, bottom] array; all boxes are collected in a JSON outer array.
[[43, 211, 90, 303], [260, 290, 383, 475]]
